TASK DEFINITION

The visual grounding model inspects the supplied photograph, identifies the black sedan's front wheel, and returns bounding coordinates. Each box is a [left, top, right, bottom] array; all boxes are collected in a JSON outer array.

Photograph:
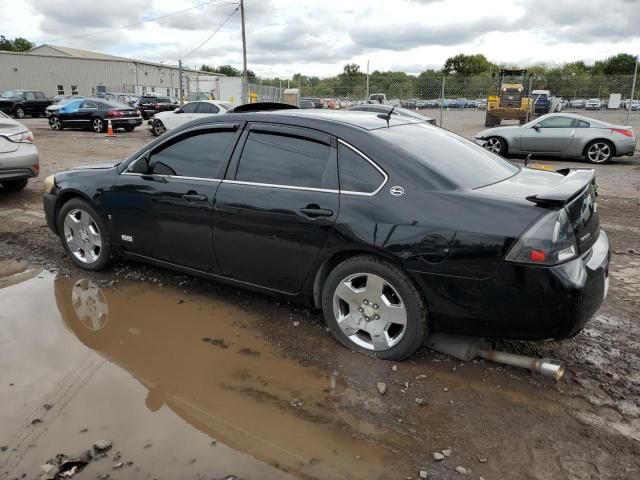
[[49, 115, 63, 130], [58, 199, 113, 271], [92, 117, 106, 133], [322, 255, 427, 360]]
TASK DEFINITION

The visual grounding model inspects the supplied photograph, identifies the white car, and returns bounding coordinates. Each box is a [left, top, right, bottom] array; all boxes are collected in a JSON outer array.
[[585, 98, 602, 110], [149, 100, 233, 136]]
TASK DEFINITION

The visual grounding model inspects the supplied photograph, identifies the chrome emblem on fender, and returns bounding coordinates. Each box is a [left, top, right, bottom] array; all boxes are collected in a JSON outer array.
[[390, 186, 405, 196]]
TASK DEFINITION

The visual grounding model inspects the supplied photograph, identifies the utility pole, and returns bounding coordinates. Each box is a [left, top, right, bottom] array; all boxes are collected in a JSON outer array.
[[178, 59, 183, 103], [627, 54, 638, 125], [366, 59, 370, 101], [240, 0, 248, 104]]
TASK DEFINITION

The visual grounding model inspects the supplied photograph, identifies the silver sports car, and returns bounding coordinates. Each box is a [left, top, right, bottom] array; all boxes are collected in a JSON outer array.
[[474, 113, 636, 163]]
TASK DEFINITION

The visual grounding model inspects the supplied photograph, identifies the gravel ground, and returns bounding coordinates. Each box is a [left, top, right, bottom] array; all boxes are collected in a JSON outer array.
[[1, 113, 639, 480]]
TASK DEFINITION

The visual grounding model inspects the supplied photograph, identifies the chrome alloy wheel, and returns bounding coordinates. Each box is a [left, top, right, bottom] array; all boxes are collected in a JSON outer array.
[[63, 209, 102, 263], [587, 142, 611, 163], [92, 118, 104, 133], [332, 272, 407, 351], [49, 116, 62, 130], [72, 279, 109, 331], [484, 137, 502, 153]]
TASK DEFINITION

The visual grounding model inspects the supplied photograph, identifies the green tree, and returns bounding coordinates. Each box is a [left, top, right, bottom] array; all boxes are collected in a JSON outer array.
[[0, 35, 34, 52], [594, 53, 638, 75], [443, 54, 495, 76], [342, 63, 361, 76]]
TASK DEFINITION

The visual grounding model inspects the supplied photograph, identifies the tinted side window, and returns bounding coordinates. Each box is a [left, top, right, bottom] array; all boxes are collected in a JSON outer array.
[[148, 130, 236, 178], [197, 103, 219, 114], [236, 131, 333, 189], [82, 101, 98, 109], [538, 117, 574, 128], [25, 92, 36, 101], [575, 120, 590, 128], [180, 103, 198, 113], [339, 143, 384, 193], [35, 92, 46, 100]]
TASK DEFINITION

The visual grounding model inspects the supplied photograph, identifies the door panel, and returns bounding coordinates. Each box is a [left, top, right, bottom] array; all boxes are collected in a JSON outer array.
[[213, 184, 339, 293], [520, 116, 576, 153]]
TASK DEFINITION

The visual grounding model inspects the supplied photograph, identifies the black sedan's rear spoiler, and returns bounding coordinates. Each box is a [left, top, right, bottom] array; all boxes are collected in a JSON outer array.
[[525, 169, 595, 207]]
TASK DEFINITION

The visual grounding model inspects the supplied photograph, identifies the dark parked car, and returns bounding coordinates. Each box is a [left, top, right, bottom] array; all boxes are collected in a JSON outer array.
[[43, 110, 609, 360], [47, 98, 142, 133], [136, 95, 178, 119], [348, 104, 436, 124], [0, 90, 51, 118]]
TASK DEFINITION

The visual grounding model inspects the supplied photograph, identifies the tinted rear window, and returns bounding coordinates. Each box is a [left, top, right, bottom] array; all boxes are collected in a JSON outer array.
[[372, 123, 518, 189]]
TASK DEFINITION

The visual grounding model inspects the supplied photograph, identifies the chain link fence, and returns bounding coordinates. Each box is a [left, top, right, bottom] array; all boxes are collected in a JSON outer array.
[[289, 74, 639, 133]]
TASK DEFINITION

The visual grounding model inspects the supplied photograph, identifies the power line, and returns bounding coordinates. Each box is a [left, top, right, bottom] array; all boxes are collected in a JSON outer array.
[[181, 5, 239, 60], [42, 0, 237, 43]]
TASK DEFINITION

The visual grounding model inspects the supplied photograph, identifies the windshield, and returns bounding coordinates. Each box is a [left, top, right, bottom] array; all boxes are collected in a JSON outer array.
[[373, 123, 519, 189], [1, 91, 21, 98]]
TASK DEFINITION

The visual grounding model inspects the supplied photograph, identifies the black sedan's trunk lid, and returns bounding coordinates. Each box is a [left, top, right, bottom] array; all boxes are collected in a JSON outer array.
[[477, 167, 600, 254]]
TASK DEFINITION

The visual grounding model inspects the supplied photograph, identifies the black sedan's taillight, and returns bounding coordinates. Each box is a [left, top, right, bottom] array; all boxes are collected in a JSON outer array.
[[506, 209, 578, 265]]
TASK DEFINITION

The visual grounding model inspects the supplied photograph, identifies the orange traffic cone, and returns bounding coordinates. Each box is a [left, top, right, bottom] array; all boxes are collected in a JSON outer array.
[[105, 119, 116, 137]]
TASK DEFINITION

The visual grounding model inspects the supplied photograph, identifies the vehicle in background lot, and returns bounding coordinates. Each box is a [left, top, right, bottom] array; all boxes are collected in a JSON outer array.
[[531, 90, 552, 115], [569, 99, 586, 109], [485, 69, 533, 126], [43, 109, 610, 360], [300, 99, 316, 109], [0, 90, 51, 119], [301, 97, 322, 109], [401, 99, 417, 109], [476, 98, 487, 109], [136, 95, 179, 120], [347, 104, 437, 124], [465, 99, 478, 108], [622, 99, 640, 111], [149, 100, 232, 136], [48, 98, 142, 133], [321, 98, 339, 110], [46, 96, 85, 117], [474, 112, 636, 164], [0, 111, 38, 192], [585, 99, 602, 110], [51, 95, 77, 104], [632, 100, 640, 111], [607, 93, 622, 109], [367, 93, 387, 104]]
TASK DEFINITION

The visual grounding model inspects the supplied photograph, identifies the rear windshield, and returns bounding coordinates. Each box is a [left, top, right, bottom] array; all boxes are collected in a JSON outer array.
[[104, 100, 130, 109], [156, 97, 172, 103], [372, 123, 519, 189]]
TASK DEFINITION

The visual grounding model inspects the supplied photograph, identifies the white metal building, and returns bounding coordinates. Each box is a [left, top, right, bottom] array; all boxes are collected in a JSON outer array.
[[0, 44, 226, 100]]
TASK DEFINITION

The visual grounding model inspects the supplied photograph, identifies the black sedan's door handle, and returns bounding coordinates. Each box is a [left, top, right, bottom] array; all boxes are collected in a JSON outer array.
[[299, 206, 333, 217], [182, 193, 208, 202]]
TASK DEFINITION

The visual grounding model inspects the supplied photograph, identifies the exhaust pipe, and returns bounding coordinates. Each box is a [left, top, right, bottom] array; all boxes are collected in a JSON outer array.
[[425, 334, 565, 381]]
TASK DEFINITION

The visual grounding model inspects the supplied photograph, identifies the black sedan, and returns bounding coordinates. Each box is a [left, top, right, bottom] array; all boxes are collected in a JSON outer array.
[[42, 109, 609, 360], [48, 98, 142, 133]]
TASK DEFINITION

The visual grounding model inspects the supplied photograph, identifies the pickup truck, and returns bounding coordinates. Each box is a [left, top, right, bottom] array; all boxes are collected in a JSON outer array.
[[0, 90, 51, 118], [135, 95, 179, 120], [531, 90, 552, 115]]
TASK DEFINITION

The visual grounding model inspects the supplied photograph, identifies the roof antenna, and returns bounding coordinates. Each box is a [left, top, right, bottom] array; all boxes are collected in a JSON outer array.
[[377, 105, 396, 128]]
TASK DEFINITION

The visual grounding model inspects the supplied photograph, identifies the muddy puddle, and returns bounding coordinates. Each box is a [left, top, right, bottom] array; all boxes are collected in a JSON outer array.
[[0, 265, 415, 480]]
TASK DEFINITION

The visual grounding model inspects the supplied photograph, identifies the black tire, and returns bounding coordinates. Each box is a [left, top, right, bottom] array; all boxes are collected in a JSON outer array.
[[49, 115, 63, 130], [14, 106, 25, 119], [92, 117, 106, 133], [321, 255, 427, 360], [151, 120, 166, 136], [57, 198, 113, 271], [584, 140, 614, 164], [1, 179, 28, 192], [483, 136, 507, 156]]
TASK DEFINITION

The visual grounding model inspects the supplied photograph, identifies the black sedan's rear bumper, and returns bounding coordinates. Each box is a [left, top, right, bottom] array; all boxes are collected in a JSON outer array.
[[110, 117, 143, 128], [415, 230, 610, 340]]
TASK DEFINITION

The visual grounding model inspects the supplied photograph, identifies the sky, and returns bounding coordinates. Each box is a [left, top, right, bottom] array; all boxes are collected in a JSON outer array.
[[1, 0, 639, 78]]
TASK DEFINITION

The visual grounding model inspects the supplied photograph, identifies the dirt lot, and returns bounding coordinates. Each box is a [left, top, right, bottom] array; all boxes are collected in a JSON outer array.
[[1, 112, 639, 480]]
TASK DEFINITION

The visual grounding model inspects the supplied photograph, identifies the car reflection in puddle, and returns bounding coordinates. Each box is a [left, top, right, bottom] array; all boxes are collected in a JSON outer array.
[[54, 277, 401, 479]]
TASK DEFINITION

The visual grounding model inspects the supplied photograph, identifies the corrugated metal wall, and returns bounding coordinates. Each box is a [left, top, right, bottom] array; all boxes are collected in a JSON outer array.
[[0, 52, 221, 98]]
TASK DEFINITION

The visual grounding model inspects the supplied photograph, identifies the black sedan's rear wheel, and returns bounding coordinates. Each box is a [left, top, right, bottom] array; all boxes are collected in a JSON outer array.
[[49, 115, 63, 130], [483, 136, 507, 156], [57, 198, 113, 271], [92, 117, 106, 133], [322, 255, 427, 360], [584, 140, 613, 164], [14, 106, 25, 118]]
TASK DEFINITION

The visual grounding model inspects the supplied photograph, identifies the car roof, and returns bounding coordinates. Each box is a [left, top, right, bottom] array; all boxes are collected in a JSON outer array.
[[261, 109, 422, 130], [537, 112, 613, 127]]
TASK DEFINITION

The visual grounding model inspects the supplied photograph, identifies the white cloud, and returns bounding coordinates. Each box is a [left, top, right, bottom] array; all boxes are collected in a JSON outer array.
[[0, 0, 637, 78]]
